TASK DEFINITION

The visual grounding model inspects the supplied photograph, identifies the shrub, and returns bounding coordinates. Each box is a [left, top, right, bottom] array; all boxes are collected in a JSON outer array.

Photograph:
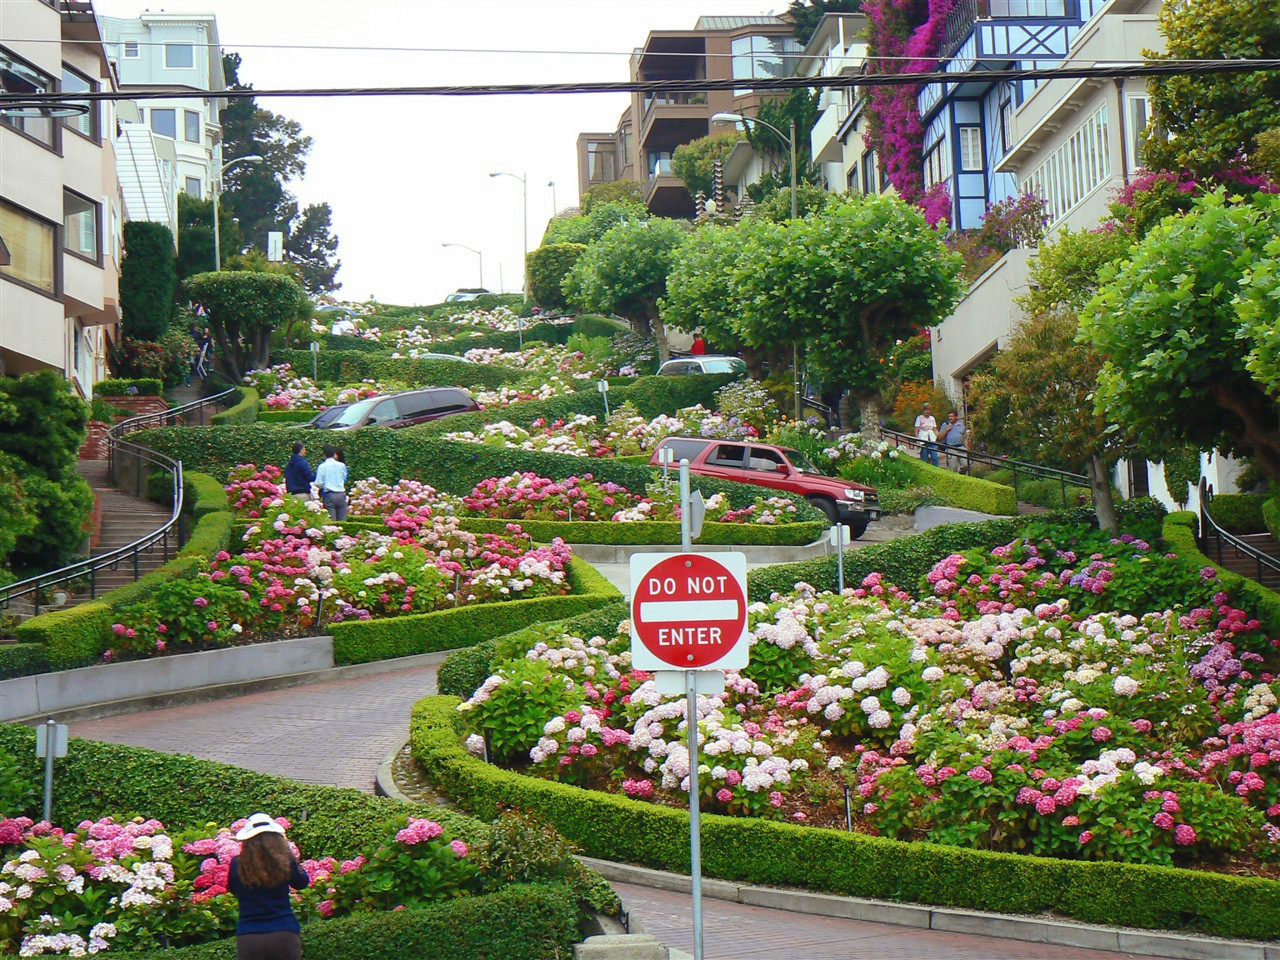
[[1163, 511, 1280, 636], [409, 696, 1280, 941], [187, 272, 310, 379], [900, 458, 1018, 515], [209, 386, 259, 425], [94, 377, 164, 397], [0, 644, 51, 681], [527, 243, 587, 312], [456, 516, 824, 547], [187, 471, 229, 520], [120, 221, 176, 341], [1267, 495, 1280, 544], [1209, 493, 1268, 534], [270, 350, 514, 389]]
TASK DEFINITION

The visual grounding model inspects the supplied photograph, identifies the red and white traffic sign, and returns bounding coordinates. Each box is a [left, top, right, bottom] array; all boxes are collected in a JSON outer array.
[[629, 552, 749, 671]]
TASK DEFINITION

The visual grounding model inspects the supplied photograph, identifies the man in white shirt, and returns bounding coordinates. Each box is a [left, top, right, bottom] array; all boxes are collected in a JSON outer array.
[[914, 403, 939, 466], [313, 445, 348, 520]]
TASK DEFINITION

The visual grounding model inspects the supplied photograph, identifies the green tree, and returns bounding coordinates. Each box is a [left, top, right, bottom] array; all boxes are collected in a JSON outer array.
[[562, 218, 691, 361], [219, 53, 313, 251], [1019, 225, 1134, 316], [580, 180, 642, 213], [752, 181, 833, 222], [282, 201, 342, 295], [732, 194, 964, 434], [175, 193, 241, 283], [1144, 0, 1280, 175], [119, 221, 176, 341], [0, 453, 36, 571], [1254, 128, 1280, 181], [542, 200, 648, 246], [1081, 191, 1280, 481], [970, 312, 1121, 530], [743, 90, 821, 207], [788, 0, 862, 43], [671, 131, 745, 199], [186, 271, 309, 379], [527, 243, 587, 312]]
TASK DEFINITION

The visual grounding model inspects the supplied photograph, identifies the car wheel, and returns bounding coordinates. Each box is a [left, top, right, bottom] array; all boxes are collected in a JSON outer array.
[[846, 518, 869, 540], [808, 496, 840, 524]]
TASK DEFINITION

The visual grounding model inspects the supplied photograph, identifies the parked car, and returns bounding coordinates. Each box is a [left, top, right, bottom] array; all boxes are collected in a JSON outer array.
[[657, 356, 747, 376], [444, 288, 489, 303], [300, 404, 351, 429], [322, 388, 480, 431], [414, 352, 478, 363], [647, 437, 880, 537]]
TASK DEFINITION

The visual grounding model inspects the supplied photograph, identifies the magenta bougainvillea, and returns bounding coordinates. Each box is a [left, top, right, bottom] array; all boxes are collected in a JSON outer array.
[[862, 0, 955, 204]]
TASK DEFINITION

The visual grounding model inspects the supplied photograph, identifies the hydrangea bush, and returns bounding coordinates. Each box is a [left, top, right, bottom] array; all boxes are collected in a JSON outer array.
[[456, 523, 1280, 871]]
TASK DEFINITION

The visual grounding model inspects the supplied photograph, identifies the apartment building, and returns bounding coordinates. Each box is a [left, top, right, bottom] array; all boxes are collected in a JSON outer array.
[[0, 0, 124, 397], [576, 15, 800, 216], [99, 10, 224, 239]]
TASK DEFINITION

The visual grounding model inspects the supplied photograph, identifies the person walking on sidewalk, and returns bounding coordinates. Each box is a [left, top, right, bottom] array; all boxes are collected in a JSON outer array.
[[940, 411, 967, 472], [914, 402, 939, 466], [228, 813, 311, 960], [314, 445, 348, 520], [283, 442, 315, 496]]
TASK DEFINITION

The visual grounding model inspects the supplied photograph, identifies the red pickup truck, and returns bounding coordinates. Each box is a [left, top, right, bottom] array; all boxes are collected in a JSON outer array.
[[648, 437, 880, 538]]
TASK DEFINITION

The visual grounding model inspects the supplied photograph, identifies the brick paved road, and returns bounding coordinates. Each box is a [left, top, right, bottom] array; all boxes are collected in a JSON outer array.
[[75, 667, 1175, 960]]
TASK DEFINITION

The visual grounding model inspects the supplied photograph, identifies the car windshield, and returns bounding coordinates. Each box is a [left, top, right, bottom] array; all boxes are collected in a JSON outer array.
[[332, 397, 378, 427], [701, 358, 746, 374], [782, 447, 822, 475]]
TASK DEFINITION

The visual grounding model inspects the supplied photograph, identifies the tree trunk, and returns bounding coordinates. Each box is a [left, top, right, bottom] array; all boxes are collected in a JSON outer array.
[[649, 312, 671, 364], [858, 394, 882, 443], [743, 347, 766, 382], [838, 392, 854, 433], [211, 324, 241, 381], [1087, 454, 1118, 532]]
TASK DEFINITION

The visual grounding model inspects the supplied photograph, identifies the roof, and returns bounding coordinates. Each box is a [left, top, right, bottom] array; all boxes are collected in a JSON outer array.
[[693, 15, 788, 31]]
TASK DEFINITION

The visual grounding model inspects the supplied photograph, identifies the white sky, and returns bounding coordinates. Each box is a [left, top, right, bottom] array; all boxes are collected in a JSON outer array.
[[93, 0, 787, 305]]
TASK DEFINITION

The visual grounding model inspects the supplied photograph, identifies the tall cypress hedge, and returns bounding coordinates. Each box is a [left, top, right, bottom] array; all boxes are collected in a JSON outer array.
[[120, 221, 176, 341]]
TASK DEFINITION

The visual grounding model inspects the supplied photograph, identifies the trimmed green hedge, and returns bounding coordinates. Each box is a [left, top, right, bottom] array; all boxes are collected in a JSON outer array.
[[95, 378, 163, 397], [209, 386, 259, 426], [272, 350, 514, 390], [1164, 512, 1280, 636], [409, 696, 1280, 941], [457, 516, 825, 547], [0, 643, 51, 680], [901, 458, 1018, 515], [1266, 495, 1280, 545], [747, 498, 1167, 602], [186, 471, 228, 520], [111, 883, 580, 960], [330, 558, 620, 665], [256, 409, 318, 423], [1209, 493, 1269, 534], [571, 313, 633, 338], [437, 601, 629, 699]]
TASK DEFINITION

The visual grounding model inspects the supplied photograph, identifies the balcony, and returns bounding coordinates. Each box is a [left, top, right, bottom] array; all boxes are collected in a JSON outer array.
[[942, 0, 1076, 58], [811, 100, 851, 165], [639, 92, 710, 151]]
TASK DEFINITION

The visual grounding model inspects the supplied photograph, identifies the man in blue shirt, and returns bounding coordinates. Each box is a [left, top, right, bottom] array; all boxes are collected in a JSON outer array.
[[283, 442, 315, 496], [314, 445, 348, 520]]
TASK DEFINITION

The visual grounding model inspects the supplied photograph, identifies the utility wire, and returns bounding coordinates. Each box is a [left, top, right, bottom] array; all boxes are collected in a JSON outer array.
[[4, 58, 1279, 104]]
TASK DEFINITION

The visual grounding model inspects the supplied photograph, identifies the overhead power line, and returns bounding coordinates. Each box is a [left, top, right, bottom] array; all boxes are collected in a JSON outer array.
[[4, 58, 1279, 105]]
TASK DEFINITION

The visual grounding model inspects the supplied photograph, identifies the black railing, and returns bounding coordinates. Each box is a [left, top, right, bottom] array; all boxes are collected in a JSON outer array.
[[1198, 477, 1280, 583], [0, 385, 236, 617], [879, 427, 1090, 504]]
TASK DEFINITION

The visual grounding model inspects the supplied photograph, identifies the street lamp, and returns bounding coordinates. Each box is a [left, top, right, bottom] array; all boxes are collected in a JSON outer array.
[[442, 242, 484, 289], [548, 180, 557, 217], [489, 171, 528, 305], [712, 112, 801, 418], [213, 155, 262, 271]]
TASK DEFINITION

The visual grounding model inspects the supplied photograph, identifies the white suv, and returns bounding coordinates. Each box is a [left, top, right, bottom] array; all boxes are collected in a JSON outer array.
[[656, 356, 747, 376]]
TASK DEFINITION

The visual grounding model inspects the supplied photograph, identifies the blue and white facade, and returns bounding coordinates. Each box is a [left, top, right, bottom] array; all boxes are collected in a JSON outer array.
[[919, 0, 1111, 229]]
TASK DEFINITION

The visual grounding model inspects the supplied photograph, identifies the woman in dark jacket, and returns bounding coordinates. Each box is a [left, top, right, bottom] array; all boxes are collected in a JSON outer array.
[[229, 813, 311, 960]]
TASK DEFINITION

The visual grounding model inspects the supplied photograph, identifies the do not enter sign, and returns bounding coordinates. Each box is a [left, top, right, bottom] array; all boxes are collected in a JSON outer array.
[[630, 552, 749, 671]]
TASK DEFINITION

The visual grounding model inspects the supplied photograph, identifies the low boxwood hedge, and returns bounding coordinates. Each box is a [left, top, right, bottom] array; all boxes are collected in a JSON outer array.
[[0, 643, 51, 681], [457, 517, 825, 547], [110, 883, 580, 960], [256, 409, 318, 423], [1164, 512, 1280, 636], [209, 386, 259, 426], [271, 350, 515, 390], [437, 600, 629, 699], [330, 558, 620, 665], [409, 696, 1280, 941], [186, 471, 228, 520], [900, 459, 1018, 515], [95, 377, 163, 397], [747, 498, 1166, 602], [1208, 493, 1269, 534]]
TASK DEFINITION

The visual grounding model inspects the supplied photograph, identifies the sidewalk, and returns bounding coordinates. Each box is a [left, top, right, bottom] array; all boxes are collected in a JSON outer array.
[[72, 665, 1181, 960]]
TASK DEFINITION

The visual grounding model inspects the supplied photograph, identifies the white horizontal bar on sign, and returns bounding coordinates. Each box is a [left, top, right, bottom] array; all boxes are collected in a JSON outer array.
[[639, 600, 738, 622]]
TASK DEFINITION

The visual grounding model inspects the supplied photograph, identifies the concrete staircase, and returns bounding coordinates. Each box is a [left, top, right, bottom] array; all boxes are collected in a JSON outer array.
[[1204, 531, 1280, 592], [72, 460, 176, 601]]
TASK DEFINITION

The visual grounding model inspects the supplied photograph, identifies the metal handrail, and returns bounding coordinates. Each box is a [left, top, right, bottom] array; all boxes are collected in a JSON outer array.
[[877, 426, 1090, 504], [0, 385, 236, 616], [1198, 477, 1280, 582]]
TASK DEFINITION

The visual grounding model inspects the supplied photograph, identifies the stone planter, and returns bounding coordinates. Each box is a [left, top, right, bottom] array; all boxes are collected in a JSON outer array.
[[79, 420, 111, 460], [95, 395, 169, 418]]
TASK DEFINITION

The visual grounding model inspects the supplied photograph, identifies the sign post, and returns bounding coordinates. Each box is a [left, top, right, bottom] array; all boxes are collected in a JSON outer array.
[[310, 340, 319, 381], [829, 524, 850, 592], [658, 446, 675, 481], [630, 551, 748, 960], [597, 378, 610, 419], [35, 718, 68, 823]]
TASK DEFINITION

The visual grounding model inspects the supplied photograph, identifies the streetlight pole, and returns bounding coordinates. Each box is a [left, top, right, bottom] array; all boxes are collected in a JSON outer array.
[[213, 155, 262, 271], [489, 171, 528, 305], [711, 112, 801, 417], [442, 242, 483, 289], [548, 180, 557, 217]]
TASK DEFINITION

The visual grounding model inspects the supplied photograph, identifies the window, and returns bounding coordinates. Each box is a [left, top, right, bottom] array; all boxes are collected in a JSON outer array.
[[587, 141, 615, 182], [1024, 103, 1111, 225], [367, 399, 398, 425], [164, 44, 195, 69], [924, 139, 948, 189], [861, 152, 878, 195], [123, 41, 140, 59], [959, 126, 984, 171], [430, 389, 474, 415], [149, 108, 176, 139], [999, 96, 1015, 154], [184, 177, 202, 196], [61, 66, 99, 140], [0, 49, 58, 148], [748, 447, 787, 473], [660, 439, 712, 463], [0, 200, 58, 295], [184, 109, 201, 142], [707, 444, 747, 468], [63, 190, 99, 262], [731, 34, 801, 95], [1126, 94, 1150, 171]]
